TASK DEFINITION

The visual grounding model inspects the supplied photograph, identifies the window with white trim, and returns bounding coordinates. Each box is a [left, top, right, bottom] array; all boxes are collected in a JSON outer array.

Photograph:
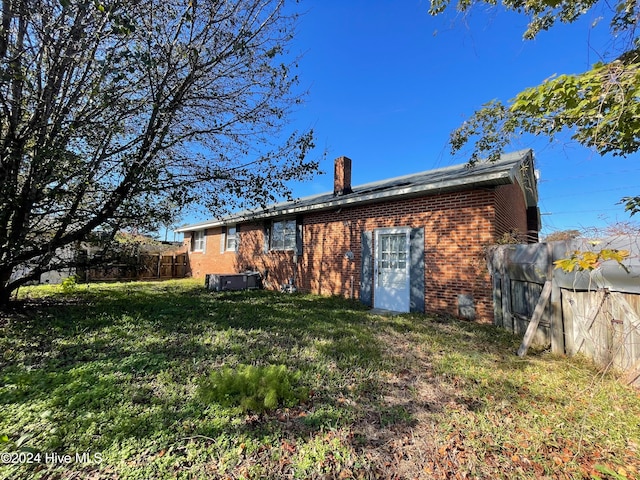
[[193, 230, 205, 251], [226, 225, 237, 251], [271, 219, 296, 251]]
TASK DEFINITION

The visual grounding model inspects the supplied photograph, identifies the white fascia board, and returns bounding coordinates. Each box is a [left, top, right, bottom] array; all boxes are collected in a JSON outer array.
[[175, 170, 513, 233], [506, 151, 538, 208], [175, 221, 224, 233]]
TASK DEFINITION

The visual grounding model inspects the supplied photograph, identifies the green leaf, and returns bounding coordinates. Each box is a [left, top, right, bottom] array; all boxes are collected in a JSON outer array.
[[15, 433, 33, 448], [593, 464, 629, 480]]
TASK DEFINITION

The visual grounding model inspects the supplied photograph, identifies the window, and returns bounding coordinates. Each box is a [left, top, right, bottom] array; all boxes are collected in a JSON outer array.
[[271, 219, 296, 251], [226, 225, 237, 251], [379, 233, 407, 270], [193, 230, 205, 252]]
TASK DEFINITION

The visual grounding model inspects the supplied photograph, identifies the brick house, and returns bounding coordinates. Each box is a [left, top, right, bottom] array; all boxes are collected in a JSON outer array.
[[176, 149, 540, 322]]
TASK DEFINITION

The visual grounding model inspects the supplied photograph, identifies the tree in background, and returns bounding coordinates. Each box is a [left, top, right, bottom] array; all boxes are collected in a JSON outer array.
[[0, 0, 317, 303], [543, 229, 582, 242], [429, 0, 639, 215]]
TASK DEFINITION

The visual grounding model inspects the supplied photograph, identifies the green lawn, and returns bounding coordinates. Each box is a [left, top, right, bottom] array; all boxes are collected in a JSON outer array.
[[1, 279, 639, 479]]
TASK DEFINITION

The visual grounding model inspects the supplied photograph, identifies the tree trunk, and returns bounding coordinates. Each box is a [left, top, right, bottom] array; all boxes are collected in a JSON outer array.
[[0, 267, 15, 307]]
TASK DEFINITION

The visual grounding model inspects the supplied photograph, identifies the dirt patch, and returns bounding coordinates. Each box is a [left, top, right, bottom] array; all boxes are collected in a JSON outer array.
[[345, 329, 476, 479]]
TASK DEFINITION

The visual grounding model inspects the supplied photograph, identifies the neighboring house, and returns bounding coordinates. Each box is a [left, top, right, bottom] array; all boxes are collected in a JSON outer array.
[[176, 150, 540, 322], [10, 244, 77, 285]]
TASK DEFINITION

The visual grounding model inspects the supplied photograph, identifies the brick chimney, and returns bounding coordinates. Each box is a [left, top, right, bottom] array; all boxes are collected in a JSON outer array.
[[334, 156, 353, 196]]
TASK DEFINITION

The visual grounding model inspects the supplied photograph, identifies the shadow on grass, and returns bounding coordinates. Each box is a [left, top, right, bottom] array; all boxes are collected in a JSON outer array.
[[1, 282, 595, 479], [0, 284, 385, 456]]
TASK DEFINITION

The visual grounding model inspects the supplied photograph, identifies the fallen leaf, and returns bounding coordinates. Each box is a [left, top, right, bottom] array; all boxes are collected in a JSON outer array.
[[338, 468, 353, 479], [281, 440, 296, 453]]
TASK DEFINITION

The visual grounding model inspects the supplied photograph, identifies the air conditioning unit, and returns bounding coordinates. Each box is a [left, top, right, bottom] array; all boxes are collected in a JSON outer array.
[[205, 272, 261, 291]]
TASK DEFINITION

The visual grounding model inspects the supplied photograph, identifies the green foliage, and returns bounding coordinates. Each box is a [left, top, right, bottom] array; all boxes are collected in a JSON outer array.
[[430, 0, 640, 214], [60, 275, 78, 294], [593, 464, 631, 480], [2, 280, 639, 478], [197, 364, 308, 413], [451, 60, 640, 164], [553, 248, 630, 272], [621, 195, 640, 216], [430, 0, 636, 40]]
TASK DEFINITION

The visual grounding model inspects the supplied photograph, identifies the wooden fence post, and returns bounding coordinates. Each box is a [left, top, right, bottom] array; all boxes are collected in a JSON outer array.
[[547, 242, 565, 354], [492, 275, 503, 327], [503, 275, 513, 333], [550, 280, 563, 354], [563, 293, 576, 355]]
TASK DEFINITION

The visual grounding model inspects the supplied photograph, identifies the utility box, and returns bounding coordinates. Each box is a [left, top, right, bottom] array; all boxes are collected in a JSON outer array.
[[205, 272, 261, 292]]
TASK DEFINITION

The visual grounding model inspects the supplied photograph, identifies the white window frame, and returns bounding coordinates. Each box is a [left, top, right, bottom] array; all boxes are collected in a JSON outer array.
[[226, 225, 237, 251], [270, 219, 297, 251], [193, 230, 205, 252]]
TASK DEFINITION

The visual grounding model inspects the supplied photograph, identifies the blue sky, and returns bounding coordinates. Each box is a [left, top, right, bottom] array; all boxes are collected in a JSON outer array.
[[177, 0, 640, 239]]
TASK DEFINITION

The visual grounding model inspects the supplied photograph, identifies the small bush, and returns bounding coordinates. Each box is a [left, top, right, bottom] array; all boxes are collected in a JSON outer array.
[[197, 364, 308, 413], [60, 275, 78, 293]]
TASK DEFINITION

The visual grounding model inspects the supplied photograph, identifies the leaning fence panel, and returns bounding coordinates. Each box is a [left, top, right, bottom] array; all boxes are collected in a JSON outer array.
[[488, 235, 640, 386]]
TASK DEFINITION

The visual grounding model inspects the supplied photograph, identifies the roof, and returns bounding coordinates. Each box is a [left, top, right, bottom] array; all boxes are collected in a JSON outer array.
[[175, 149, 537, 233]]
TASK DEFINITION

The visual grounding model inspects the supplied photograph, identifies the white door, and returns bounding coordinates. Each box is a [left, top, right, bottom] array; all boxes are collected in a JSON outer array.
[[374, 228, 410, 312]]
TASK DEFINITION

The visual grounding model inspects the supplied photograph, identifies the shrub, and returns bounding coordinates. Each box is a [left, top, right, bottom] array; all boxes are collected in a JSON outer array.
[[197, 364, 308, 413], [60, 275, 78, 293]]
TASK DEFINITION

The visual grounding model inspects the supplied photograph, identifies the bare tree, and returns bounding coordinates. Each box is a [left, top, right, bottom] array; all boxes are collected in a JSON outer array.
[[0, 0, 317, 303]]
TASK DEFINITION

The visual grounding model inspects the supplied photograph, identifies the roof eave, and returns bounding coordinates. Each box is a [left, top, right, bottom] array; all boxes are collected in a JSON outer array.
[[175, 170, 513, 232], [506, 150, 538, 208]]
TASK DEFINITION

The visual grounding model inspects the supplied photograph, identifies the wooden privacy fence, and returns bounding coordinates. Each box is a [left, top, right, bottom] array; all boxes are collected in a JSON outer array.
[[81, 253, 188, 282], [488, 236, 640, 386]]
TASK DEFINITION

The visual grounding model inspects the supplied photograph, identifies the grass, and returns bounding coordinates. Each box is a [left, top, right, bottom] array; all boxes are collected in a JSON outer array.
[[0, 278, 638, 479]]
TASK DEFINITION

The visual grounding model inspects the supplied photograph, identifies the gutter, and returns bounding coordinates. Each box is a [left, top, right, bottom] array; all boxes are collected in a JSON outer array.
[[175, 169, 515, 233]]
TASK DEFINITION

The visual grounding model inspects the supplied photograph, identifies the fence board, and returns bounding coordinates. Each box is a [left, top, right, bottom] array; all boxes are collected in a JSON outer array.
[[489, 238, 640, 385], [561, 289, 640, 375], [561, 291, 576, 355], [503, 276, 513, 332], [493, 275, 503, 328], [550, 279, 564, 354], [612, 292, 640, 371], [517, 280, 552, 357], [85, 253, 187, 281]]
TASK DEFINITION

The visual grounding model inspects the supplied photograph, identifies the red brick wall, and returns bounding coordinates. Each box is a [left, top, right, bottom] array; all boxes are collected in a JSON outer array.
[[234, 222, 299, 290], [185, 184, 534, 323], [182, 227, 238, 278], [493, 182, 529, 242], [302, 190, 496, 322]]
